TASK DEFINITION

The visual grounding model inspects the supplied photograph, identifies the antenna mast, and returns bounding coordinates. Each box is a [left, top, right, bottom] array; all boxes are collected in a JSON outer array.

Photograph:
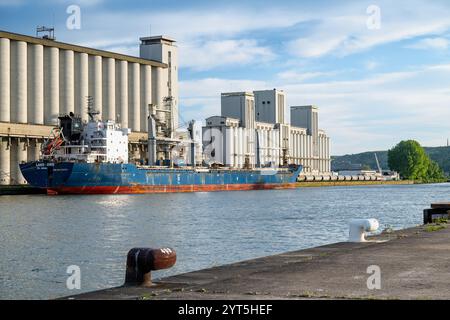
[[36, 26, 55, 40]]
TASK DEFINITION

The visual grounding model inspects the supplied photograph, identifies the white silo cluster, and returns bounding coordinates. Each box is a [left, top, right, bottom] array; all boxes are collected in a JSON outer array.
[[203, 90, 331, 175], [0, 30, 178, 185]]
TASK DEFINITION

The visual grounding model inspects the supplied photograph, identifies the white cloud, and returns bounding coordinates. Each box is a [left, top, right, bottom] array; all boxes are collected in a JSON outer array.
[[286, 0, 450, 58], [65, 7, 304, 44], [407, 37, 450, 50], [53, 0, 450, 70], [55, 6, 303, 70], [277, 71, 335, 83], [50, 0, 104, 6], [365, 61, 379, 70], [180, 39, 275, 71], [0, 0, 104, 6], [287, 33, 348, 58], [0, 0, 23, 6]]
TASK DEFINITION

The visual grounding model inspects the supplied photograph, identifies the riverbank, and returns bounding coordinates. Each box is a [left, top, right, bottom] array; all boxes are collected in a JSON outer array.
[[296, 180, 414, 188], [64, 222, 450, 300]]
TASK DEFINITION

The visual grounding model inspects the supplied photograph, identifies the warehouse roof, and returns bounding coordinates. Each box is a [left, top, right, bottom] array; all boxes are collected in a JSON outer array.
[[0, 30, 167, 68]]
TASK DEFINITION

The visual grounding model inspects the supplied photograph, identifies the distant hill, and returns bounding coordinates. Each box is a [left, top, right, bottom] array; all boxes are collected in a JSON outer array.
[[332, 146, 450, 174]]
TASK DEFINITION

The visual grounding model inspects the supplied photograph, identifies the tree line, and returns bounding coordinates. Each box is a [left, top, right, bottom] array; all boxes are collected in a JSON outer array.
[[388, 140, 446, 183]]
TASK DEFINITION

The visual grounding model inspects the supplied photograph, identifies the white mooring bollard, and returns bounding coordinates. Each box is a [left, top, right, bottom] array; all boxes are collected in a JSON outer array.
[[348, 219, 379, 242]]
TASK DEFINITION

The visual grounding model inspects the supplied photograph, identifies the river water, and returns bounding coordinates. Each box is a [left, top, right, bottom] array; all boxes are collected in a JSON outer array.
[[0, 183, 449, 299]]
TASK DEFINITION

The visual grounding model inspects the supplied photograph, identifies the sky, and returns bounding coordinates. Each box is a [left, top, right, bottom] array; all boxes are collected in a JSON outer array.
[[1, 0, 450, 155]]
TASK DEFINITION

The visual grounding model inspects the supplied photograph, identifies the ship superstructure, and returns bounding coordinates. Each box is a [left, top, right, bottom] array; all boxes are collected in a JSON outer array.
[[44, 110, 130, 164]]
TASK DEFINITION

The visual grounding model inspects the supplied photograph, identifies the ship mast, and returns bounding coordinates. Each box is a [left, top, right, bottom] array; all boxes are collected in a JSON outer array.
[[86, 96, 100, 121]]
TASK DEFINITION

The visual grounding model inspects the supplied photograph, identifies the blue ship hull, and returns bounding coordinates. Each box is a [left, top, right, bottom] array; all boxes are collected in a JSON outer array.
[[19, 161, 302, 194]]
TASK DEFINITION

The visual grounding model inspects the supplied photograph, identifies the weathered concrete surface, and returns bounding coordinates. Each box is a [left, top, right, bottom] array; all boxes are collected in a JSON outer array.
[[65, 224, 450, 300]]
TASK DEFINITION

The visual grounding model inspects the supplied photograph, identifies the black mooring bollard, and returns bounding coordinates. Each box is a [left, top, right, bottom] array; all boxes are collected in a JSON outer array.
[[125, 247, 177, 287], [424, 203, 450, 224]]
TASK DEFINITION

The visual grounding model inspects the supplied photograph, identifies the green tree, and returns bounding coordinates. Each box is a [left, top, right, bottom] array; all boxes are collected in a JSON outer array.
[[388, 140, 429, 180], [388, 140, 446, 182], [424, 160, 445, 182]]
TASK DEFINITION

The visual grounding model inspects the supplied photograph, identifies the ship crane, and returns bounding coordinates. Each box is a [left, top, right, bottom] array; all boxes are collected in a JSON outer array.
[[42, 127, 65, 156], [374, 153, 383, 177]]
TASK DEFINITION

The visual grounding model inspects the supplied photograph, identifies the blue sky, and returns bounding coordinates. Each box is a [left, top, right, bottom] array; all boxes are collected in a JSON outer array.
[[1, 0, 450, 155]]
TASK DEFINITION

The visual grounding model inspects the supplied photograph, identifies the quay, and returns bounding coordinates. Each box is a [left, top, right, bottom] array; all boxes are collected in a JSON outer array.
[[0, 185, 45, 195], [295, 180, 413, 188], [64, 219, 450, 300]]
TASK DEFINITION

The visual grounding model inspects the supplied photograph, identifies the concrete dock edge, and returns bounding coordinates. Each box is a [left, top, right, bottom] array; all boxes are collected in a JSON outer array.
[[64, 223, 450, 300]]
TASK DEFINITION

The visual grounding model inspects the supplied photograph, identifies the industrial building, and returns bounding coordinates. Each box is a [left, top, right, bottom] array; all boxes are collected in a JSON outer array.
[[0, 29, 331, 185], [203, 90, 331, 174], [0, 30, 178, 185]]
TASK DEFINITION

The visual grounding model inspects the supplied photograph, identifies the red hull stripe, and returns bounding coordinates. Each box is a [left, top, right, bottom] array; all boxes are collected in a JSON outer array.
[[47, 183, 298, 195]]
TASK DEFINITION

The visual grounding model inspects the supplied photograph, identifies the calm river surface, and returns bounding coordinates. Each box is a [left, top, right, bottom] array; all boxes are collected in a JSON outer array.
[[1, 183, 449, 299]]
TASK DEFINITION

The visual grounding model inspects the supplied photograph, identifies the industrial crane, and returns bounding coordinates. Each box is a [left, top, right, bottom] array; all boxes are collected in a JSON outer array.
[[374, 153, 382, 176]]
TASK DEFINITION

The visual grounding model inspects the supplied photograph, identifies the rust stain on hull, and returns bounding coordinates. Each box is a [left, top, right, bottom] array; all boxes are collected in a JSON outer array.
[[48, 183, 298, 195]]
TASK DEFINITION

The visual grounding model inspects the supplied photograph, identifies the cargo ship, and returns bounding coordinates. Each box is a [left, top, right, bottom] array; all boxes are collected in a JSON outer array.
[[19, 108, 302, 195]]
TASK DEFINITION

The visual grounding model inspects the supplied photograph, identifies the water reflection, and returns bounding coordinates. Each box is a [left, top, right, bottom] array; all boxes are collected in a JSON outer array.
[[0, 183, 448, 299]]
